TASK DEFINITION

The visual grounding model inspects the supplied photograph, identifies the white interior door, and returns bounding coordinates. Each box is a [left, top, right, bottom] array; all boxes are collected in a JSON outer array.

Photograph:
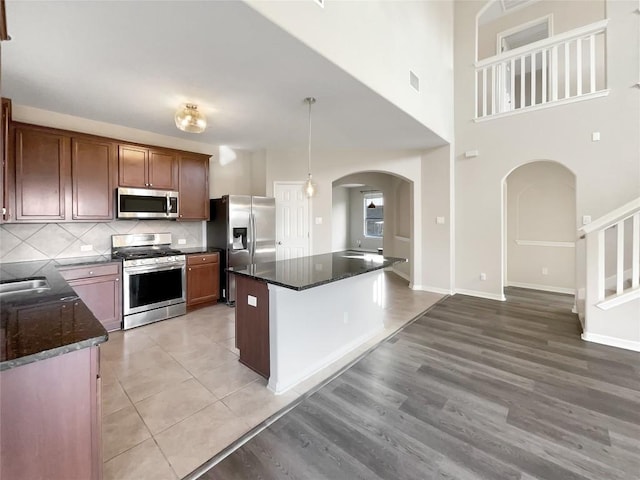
[[274, 182, 310, 261]]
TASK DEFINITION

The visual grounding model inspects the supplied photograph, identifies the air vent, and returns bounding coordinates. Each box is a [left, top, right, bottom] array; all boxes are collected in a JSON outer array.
[[313, 0, 324, 8], [409, 71, 420, 92]]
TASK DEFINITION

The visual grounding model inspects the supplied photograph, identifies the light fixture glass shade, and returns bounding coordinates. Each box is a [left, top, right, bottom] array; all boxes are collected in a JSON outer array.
[[368, 201, 376, 209], [175, 104, 207, 133], [304, 175, 316, 197]]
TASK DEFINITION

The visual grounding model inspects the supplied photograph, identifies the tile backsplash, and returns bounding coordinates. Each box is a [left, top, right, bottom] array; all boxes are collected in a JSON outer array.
[[0, 220, 204, 263]]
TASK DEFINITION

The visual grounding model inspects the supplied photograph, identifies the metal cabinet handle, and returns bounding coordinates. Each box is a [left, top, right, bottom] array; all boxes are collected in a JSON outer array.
[[115, 278, 119, 282], [89, 271, 93, 275], [188, 268, 192, 271], [149, 183, 153, 187]]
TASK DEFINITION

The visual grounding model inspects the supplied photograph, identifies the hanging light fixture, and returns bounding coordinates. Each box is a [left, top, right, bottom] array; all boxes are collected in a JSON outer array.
[[303, 97, 316, 197], [175, 103, 207, 133], [368, 200, 376, 209]]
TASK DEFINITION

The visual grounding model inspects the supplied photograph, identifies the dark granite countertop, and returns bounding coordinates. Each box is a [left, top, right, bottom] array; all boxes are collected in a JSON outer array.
[[0, 258, 111, 371], [229, 250, 406, 291]]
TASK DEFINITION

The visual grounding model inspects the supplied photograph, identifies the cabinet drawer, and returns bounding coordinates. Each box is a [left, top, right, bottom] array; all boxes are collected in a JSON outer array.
[[187, 253, 219, 266], [58, 263, 120, 281]]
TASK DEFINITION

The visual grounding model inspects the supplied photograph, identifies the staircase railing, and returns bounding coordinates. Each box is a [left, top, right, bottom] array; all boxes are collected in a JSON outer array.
[[580, 197, 640, 311], [475, 19, 609, 120]]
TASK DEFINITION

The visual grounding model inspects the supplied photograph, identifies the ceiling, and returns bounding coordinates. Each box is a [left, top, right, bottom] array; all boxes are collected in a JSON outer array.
[[2, 1, 445, 151]]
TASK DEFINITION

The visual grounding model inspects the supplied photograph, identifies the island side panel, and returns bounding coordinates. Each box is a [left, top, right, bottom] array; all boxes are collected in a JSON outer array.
[[235, 275, 270, 378], [267, 270, 385, 394]]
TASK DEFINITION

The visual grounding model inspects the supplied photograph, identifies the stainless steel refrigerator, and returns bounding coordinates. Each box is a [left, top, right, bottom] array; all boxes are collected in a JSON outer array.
[[207, 195, 276, 305]]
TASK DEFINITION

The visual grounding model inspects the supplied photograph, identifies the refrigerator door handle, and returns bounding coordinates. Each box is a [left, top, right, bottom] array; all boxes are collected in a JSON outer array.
[[250, 213, 256, 263]]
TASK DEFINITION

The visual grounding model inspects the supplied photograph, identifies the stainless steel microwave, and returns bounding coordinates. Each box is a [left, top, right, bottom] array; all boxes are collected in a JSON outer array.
[[117, 187, 179, 219]]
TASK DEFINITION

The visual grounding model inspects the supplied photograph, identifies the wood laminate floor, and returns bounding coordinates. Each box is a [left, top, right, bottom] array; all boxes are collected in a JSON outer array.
[[203, 288, 640, 480]]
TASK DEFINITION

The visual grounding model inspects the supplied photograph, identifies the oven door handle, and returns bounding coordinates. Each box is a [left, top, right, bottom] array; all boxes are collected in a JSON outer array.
[[124, 264, 185, 275]]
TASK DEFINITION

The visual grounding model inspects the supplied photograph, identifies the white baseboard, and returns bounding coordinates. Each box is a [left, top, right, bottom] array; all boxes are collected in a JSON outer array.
[[455, 288, 506, 302], [581, 332, 640, 352], [507, 282, 575, 295], [420, 285, 453, 295]]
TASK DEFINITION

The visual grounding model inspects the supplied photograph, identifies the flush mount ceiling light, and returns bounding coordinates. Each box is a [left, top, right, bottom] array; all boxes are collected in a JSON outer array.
[[303, 97, 317, 198], [175, 103, 207, 133]]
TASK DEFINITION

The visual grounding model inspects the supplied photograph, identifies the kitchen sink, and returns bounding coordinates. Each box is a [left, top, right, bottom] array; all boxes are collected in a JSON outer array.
[[0, 277, 51, 296]]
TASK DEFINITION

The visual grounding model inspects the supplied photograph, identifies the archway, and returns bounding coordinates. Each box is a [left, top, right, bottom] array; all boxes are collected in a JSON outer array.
[[502, 160, 576, 299], [332, 171, 413, 285]]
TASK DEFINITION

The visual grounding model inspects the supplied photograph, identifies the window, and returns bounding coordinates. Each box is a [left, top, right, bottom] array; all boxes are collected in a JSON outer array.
[[364, 193, 383, 238]]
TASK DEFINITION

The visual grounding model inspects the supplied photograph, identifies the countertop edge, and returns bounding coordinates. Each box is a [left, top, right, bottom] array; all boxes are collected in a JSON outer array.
[[0, 332, 108, 372]]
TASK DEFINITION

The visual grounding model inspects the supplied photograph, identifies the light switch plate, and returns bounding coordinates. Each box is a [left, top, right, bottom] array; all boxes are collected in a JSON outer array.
[[591, 132, 600, 142], [247, 295, 257, 307], [178, 239, 187, 245], [315, 217, 323, 225], [80, 244, 93, 252], [436, 216, 445, 225], [582, 215, 592, 225]]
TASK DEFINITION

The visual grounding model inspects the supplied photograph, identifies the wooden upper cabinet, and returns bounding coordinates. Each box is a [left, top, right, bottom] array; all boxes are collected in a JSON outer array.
[[118, 145, 148, 188], [178, 153, 209, 221], [1, 98, 10, 223], [72, 138, 117, 220], [148, 149, 177, 190], [14, 125, 70, 221], [118, 145, 177, 190]]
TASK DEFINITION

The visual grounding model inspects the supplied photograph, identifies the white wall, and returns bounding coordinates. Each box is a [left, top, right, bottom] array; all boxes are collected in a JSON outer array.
[[455, 0, 640, 314], [506, 161, 576, 293], [245, 0, 454, 143], [331, 186, 349, 251], [209, 148, 267, 198]]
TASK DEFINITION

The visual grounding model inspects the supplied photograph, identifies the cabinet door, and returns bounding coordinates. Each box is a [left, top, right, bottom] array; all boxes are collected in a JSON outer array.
[[67, 268, 122, 332], [72, 137, 117, 220], [14, 125, 70, 221], [178, 154, 209, 220], [148, 149, 177, 190], [187, 258, 219, 307], [118, 145, 148, 188]]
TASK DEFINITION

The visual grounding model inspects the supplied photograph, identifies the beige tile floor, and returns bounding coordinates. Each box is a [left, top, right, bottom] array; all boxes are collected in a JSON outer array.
[[100, 271, 444, 479]]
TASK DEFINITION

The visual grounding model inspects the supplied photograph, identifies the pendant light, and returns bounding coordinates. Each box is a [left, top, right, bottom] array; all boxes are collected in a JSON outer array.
[[303, 97, 316, 197], [368, 200, 376, 209], [175, 103, 207, 133]]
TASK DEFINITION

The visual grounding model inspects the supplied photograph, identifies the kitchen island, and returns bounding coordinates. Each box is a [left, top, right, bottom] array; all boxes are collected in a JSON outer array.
[[230, 251, 405, 394]]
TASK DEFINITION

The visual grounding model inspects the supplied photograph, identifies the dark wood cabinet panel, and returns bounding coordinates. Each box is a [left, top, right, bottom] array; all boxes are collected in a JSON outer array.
[[186, 253, 219, 308], [72, 138, 117, 220], [178, 154, 209, 221], [149, 149, 177, 190], [14, 125, 70, 221], [1, 98, 10, 222], [60, 262, 123, 332], [235, 275, 270, 378], [118, 144, 148, 188], [0, 346, 101, 480]]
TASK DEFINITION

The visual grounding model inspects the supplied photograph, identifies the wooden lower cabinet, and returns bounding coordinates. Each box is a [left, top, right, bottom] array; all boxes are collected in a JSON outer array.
[[235, 275, 270, 378], [59, 262, 122, 331], [186, 253, 219, 308], [0, 346, 102, 480]]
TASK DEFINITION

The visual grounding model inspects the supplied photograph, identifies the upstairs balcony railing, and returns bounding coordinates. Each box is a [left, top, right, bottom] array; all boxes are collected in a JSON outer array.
[[475, 19, 609, 120]]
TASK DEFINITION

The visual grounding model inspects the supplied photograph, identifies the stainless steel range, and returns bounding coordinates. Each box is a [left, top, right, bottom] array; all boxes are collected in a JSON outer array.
[[112, 233, 186, 330]]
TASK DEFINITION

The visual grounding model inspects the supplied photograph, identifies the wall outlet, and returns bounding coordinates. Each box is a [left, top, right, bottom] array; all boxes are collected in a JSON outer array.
[[591, 132, 600, 142], [178, 238, 187, 245], [80, 244, 93, 252], [315, 217, 323, 225], [247, 295, 257, 307], [436, 216, 445, 225], [480, 273, 487, 281], [542, 267, 549, 275], [582, 215, 592, 225]]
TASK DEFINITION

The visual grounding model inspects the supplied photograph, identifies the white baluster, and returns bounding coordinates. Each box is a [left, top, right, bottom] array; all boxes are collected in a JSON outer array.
[[475, 69, 478, 118], [633, 213, 639, 288], [576, 38, 582, 96], [589, 34, 596, 93], [482, 68, 487, 117], [491, 64, 496, 115], [520, 55, 525, 109], [531, 52, 536, 106], [597, 229, 605, 301], [541, 48, 547, 103], [510, 58, 515, 111], [616, 221, 624, 295], [564, 42, 570, 98], [551, 45, 558, 101]]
